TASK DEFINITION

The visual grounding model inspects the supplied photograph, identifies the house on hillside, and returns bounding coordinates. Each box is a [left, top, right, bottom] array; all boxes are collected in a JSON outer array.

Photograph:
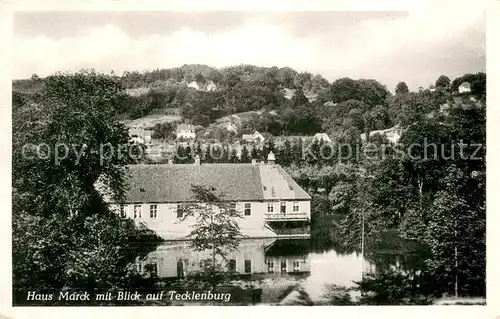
[[206, 81, 217, 92], [187, 81, 200, 90], [176, 124, 196, 139], [323, 101, 337, 107], [312, 133, 332, 143], [105, 153, 311, 240], [242, 131, 265, 143], [360, 125, 401, 144], [129, 127, 153, 144], [458, 81, 472, 94], [439, 96, 484, 113], [226, 122, 239, 134]]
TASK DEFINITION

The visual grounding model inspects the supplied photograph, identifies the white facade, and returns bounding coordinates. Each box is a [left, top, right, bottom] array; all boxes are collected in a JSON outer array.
[[458, 82, 472, 94], [129, 127, 152, 144], [243, 131, 265, 143], [112, 200, 311, 240], [176, 124, 196, 139], [176, 130, 196, 139]]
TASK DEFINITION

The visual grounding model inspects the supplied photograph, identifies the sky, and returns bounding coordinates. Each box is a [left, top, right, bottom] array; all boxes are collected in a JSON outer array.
[[13, 4, 485, 91]]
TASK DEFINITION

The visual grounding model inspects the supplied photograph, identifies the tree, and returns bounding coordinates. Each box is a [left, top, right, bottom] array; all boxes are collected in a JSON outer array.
[[12, 70, 160, 295], [325, 78, 389, 106], [435, 75, 451, 89], [291, 89, 310, 107], [450, 73, 486, 100], [395, 82, 409, 95], [152, 122, 175, 140], [278, 139, 293, 166], [240, 145, 250, 163], [178, 185, 244, 284], [229, 148, 239, 163]]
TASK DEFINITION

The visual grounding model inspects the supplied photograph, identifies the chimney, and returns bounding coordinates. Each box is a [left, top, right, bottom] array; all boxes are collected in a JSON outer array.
[[267, 151, 276, 165], [194, 154, 201, 165], [251, 158, 257, 166]]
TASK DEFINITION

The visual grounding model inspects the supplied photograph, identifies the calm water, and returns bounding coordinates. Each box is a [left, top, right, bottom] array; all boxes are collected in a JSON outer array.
[[135, 237, 408, 305]]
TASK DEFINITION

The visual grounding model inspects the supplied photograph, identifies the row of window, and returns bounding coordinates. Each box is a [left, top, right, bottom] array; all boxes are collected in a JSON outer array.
[[266, 260, 301, 273], [122, 202, 302, 219], [267, 202, 300, 213], [120, 203, 255, 219], [139, 259, 301, 277], [227, 259, 252, 273]]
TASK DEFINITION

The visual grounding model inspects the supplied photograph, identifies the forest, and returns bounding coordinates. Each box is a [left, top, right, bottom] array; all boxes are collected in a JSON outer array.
[[14, 65, 486, 138]]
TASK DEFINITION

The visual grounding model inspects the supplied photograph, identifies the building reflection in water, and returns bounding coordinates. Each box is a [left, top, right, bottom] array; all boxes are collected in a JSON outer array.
[[136, 238, 311, 278]]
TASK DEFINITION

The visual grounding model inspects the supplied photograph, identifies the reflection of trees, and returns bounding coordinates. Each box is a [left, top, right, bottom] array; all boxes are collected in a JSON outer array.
[[357, 270, 433, 305]]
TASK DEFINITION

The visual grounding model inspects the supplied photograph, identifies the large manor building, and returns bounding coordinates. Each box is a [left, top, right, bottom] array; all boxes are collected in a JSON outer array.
[[109, 153, 311, 240]]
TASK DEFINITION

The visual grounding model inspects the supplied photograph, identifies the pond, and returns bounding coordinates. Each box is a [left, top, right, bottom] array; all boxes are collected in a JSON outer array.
[[135, 233, 426, 305]]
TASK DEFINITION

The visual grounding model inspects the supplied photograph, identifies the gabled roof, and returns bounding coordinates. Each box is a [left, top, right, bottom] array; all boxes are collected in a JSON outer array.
[[119, 163, 311, 203]]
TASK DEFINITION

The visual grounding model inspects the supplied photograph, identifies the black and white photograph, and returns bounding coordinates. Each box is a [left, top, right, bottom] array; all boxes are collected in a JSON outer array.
[[2, 0, 494, 314]]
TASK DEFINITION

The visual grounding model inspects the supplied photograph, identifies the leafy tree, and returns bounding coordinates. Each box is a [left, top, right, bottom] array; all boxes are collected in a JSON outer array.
[[240, 145, 250, 163], [291, 89, 310, 107], [195, 73, 206, 84], [178, 185, 244, 284], [450, 73, 486, 100], [395, 82, 409, 95], [278, 139, 293, 166], [435, 75, 451, 90], [12, 70, 160, 294], [229, 148, 239, 163], [324, 78, 389, 106], [151, 122, 175, 140]]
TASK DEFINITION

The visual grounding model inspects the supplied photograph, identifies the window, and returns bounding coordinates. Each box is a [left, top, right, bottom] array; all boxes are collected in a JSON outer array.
[[280, 202, 286, 214], [228, 259, 236, 272], [176, 204, 183, 218], [244, 203, 252, 216], [119, 204, 126, 218], [150, 204, 158, 218], [137, 263, 142, 273], [133, 205, 142, 218], [293, 202, 300, 212], [146, 262, 158, 276], [229, 202, 237, 214], [267, 202, 274, 213], [267, 260, 274, 273], [293, 261, 300, 272], [281, 260, 287, 273], [177, 259, 184, 278], [244, 259, 252, 273]]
